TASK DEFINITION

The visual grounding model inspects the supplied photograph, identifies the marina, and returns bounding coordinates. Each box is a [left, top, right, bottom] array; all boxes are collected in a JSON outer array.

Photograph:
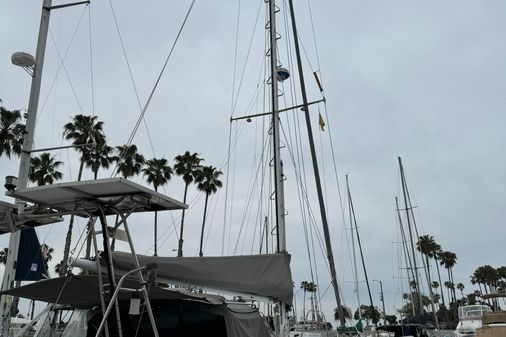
[[0, 1, 505, 336]]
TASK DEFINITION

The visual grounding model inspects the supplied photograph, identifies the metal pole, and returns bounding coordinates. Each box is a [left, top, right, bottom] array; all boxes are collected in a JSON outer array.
[[395, 197, 416, 317], [398, 157, 423, 315], [268, 0, 286, 253], [13, 304, 53, 337], [90, 220, 110, 337], [287, 0, 346, 327], [94, 266, 146, 337], [373, 280, 387, 325], [347, 176, 377, 332], [0, 0, 53, 334], [97, 209, 123, 337], [379, 281, 386, 325], [347, 176, 362, 323], [119, 213, 160, 337]]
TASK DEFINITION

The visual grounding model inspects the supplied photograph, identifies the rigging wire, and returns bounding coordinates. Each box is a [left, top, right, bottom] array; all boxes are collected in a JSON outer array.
[[221, 0, 242, 256], [36, 4, 88, 125], [110, 0, 196, 176], [48, 30, 85, 115], [88, 4, 95, 116]]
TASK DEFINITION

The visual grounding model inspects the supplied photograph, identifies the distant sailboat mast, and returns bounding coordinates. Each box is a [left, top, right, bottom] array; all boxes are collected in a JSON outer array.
[[287, 0, 346, 327], [346, 175, 376, 329], [395, 196, 416, 317], [398, 156, 424, 315], [347, 176, 363, 323]]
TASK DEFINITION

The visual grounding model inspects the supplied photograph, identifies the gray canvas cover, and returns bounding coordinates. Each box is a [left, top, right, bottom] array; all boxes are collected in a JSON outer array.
[[224, 305, 272, 337], [0, 275, 224, 308], [111, 252, 293, 305]]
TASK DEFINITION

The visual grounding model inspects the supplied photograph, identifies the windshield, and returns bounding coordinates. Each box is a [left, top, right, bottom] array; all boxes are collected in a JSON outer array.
[[458, 305, 492, 319]]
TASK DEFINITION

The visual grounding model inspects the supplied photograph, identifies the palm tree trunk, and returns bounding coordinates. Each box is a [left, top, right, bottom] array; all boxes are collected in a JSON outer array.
[[78, 159, 84, 181], [154, 210, 158, 256], [425, 256, 439, 328], [302, 290, 306, 320], [199, 193, 209, 257], [60, 160, 85, 276], [310, 291, 315, 321], [10, 280, 21, 317], [60, 218, 75, 277], [177, 184, 189, 257], [434, 258, 446, 307], [446, 269, 452, 303], [450, 268, 457, 304]]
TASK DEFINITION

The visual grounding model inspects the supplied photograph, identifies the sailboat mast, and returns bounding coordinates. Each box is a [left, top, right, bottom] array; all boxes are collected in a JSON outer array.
[[268, 0, 286, 253], [346, 175, 376, 329], [395, 197, 416, 317], [347, 175, 362, 323], [0, 0, 53, 333], [398, 157, 423, 315], [287, 0, 346, 327]]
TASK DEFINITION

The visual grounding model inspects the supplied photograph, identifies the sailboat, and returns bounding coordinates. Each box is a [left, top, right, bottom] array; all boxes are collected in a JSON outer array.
[[0, 0, 349, 336]]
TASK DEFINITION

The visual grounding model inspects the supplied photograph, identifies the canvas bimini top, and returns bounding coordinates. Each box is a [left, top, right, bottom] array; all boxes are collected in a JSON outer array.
[[0, 178, 187, 233]]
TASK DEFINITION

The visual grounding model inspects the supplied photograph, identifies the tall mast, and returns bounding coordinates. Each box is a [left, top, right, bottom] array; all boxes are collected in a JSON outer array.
[[346, 175, 376, 329], [287, 0, 346, 327], [395, 197, 416, 317], [0, 0, 53, 333], [268, 0, 286, 253], [347, 176, 362, 323], [398, 157, 423, 315]]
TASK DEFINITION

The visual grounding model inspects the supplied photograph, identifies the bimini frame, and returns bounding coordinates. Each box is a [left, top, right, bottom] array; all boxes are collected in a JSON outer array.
[[1, 177, 187, 337]]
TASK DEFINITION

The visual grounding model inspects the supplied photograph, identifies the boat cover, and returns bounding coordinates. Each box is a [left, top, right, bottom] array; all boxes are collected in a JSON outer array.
[[2, 277, 272, 337], [110, 251, 293, 305], [0, 274, 224, 308]]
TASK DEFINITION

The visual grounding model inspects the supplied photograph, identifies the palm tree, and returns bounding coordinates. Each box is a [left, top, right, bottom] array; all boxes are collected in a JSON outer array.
[[440, 251, 458, 303], [0, 247, 9, 264], [61, 115, 106, 276], [195, 166, 222, 257], [174, 151, 203, 257], [82, 143, 118, 258], [300, 281, 309, 320], [40, 244, 54, 276], [63, 114, 106, 180], [457, 283, 465, 300], [85, 143, 117, 179], [444, 281, 455, 304], [416, 235, 438, 318], [433, 244, 446, 307], [115, 144, 145, 178], [334, 306, 352, 321], [142, 158, 173, 256], [54, 261, 63, 275], [304, 282, 318, 321], [0, 107, 25, 158], [29, 153, 63, 186]]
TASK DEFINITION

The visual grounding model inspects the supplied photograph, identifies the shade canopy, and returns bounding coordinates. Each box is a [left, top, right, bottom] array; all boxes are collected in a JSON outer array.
[[111, 252, 293, 305], [7, 178, 187, 218], [0, 275, 223, 309]]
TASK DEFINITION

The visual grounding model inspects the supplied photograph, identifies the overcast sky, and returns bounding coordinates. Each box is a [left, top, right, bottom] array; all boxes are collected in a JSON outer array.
[[1, 0, 506, 324]]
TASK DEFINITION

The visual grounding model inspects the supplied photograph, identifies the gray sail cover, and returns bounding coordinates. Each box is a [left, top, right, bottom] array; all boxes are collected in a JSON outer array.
[[111, 252, 293, 305]]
